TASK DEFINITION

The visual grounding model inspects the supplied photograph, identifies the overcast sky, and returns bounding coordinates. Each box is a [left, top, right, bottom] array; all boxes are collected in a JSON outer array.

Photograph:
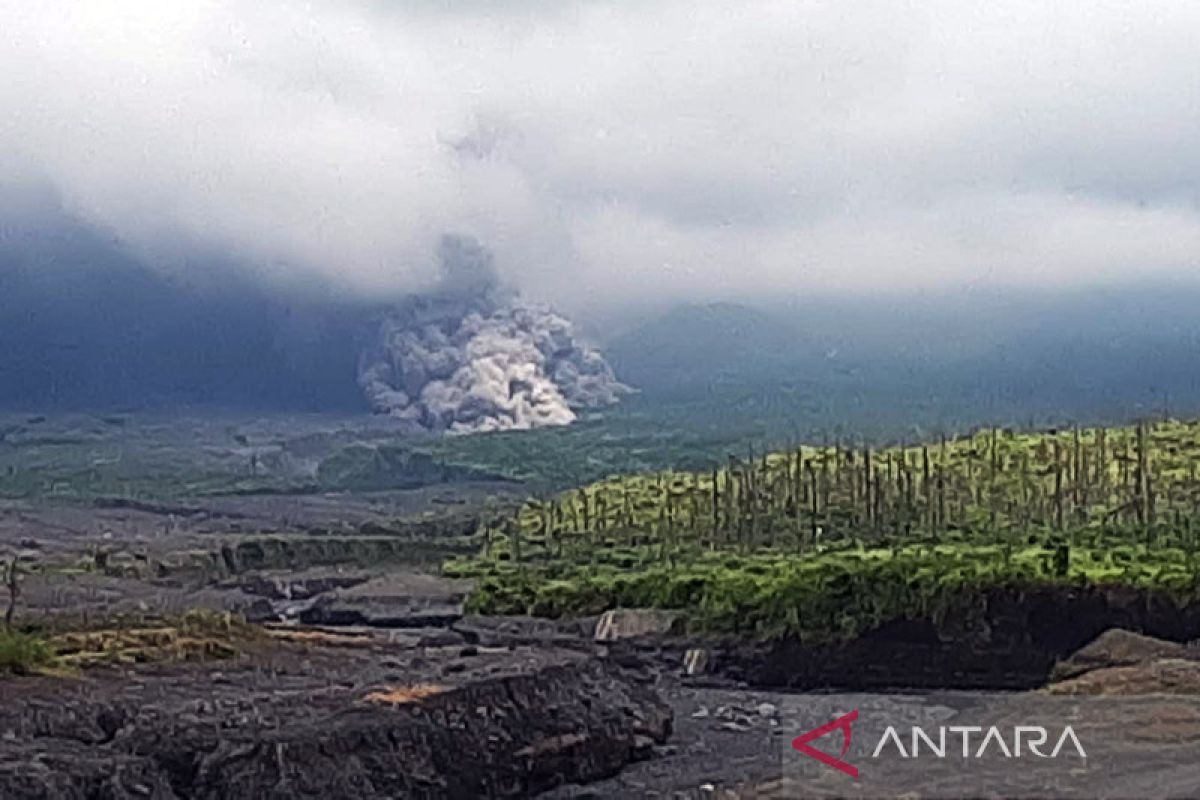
[[3, 0, 1199, 317]]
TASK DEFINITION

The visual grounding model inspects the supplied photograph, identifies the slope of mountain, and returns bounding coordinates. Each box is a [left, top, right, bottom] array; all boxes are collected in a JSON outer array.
[[0, 199, 366, 412], [605, 292, 1200, 442], [606, 302, 826, 396]]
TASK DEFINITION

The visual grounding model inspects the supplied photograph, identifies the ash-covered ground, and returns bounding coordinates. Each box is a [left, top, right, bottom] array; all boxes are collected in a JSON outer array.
[[4, 418, 1200, 799]]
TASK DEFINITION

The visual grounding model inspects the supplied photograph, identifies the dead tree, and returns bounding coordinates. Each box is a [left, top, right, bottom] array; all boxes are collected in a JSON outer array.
[[3, 558, 19, 630]]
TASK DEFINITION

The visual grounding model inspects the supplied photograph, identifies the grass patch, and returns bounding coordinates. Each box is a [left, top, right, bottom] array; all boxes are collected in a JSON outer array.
[[448, 418, 1200, 641], [448, 542, 1200, 641], [0, 629, 56, 675], [49, 610, 254, 668]]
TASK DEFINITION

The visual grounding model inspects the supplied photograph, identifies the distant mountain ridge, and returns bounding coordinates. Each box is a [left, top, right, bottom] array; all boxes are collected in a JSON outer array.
[[604, 293, 1200, 440], [4, 192, 1200, 437], [607, 302, 824, 397], [0, 200, 367, 412]]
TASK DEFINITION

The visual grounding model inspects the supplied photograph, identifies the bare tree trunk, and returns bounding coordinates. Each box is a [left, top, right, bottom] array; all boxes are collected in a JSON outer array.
[[922, 446, 932, 533], [4, 559, 19, 630], [1054, 438, 1064, 531], [1136, 421, 1151, 533], [864, 447, 873, 530]]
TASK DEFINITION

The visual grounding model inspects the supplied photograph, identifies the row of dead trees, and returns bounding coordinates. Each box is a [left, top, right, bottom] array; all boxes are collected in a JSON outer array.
[[485, 420, 1198, 562]]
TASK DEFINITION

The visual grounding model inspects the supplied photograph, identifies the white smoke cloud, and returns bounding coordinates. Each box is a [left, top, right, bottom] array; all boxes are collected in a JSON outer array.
[[358, 235, 628, 432], [3, 1, 1200, 316]]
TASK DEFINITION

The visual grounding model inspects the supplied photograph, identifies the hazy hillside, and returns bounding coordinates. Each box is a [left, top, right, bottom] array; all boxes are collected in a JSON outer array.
[[5, 196, 1200, 442], [607, 293, 1200, 442], [0, 199, 367, 412], [606, 302, 826, 396]]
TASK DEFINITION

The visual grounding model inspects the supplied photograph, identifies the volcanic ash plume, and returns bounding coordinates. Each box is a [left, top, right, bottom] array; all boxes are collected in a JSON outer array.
[[358, 235, 630, 433]]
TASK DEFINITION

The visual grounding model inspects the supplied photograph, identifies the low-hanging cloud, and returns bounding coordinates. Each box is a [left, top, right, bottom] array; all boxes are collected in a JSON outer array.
[[3, 0, 1200, 318]]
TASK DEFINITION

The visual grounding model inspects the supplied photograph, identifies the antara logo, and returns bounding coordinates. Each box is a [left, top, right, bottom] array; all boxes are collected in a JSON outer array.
[[792, 710, 860, 778], [791, 710, 1087, 779]]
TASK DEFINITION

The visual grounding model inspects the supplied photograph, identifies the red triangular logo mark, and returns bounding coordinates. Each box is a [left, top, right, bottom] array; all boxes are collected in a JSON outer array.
[[791, 709, 859, 779]]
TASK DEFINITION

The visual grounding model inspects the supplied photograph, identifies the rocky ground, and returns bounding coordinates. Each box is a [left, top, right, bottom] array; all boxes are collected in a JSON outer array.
[[0, 626, 670, 798], [6, 603, 1200, 798], [1, 480, 518, 627], [0, 481, 519, 561], [6, 486, 1200, 798], [554, 631, 1200, 799]]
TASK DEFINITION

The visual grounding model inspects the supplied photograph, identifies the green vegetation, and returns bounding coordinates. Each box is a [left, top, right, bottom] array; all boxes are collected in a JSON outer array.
[[0, 611, 253, 674], [421, 412, 758, 487], [0, 411, 750, 500], [447, 543, 1200, 640], [0, 629, 55, 674], [473, 419, 1200, 554], [447, 419, 1200, 639], [315, 443, 502, 490]]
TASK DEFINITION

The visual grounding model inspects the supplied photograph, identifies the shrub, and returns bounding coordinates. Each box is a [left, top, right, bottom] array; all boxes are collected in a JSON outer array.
[[0, 629, 55, 675]]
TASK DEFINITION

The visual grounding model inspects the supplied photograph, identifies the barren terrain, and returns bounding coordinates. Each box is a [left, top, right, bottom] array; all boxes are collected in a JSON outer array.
[[4, 416, 1200, 798]]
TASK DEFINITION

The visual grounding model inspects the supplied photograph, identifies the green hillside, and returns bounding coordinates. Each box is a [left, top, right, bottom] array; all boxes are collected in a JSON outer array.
[[446, 419, 1200, 639]]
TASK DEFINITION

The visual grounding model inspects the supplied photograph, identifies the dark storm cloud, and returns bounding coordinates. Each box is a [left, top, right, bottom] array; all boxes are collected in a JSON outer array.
[[2, 0, 1200, 317]]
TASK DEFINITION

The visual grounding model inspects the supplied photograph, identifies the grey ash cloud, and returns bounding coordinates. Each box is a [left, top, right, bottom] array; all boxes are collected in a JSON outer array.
[[358, 235, 628, 432]]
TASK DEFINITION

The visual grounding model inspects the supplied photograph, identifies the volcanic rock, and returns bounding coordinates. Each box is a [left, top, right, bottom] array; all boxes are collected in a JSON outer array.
[[0, 655, 672, 799], [1050, 628, 1187, 682]]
